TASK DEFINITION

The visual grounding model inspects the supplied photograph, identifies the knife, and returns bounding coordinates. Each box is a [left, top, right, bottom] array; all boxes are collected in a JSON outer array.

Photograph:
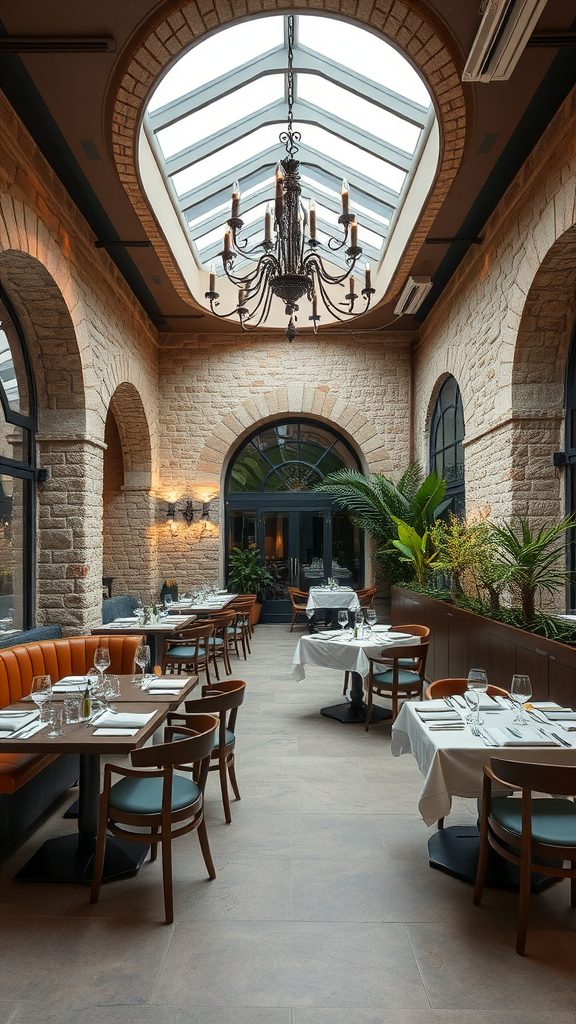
[[550, 730, 571, 748]]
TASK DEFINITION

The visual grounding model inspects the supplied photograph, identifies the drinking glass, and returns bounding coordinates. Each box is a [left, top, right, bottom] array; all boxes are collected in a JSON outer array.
[[94, 646, 111, 688], [30, 674, 52, 711], [133, 643, 151, 686], [510, 674, 532, 724], [338, 610, 349, 631], [366, 609, 377, 630], [463, 688, 480, 732], [466, 668, 488, 724], [104, 673, 121, 699], [46, 705, 63, 737]]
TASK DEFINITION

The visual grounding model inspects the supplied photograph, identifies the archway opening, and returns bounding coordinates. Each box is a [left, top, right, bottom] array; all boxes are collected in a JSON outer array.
[[225, 417, 363, 622]]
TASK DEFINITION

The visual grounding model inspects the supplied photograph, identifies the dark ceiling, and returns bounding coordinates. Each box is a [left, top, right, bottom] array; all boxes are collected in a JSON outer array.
[[1, 0, 575, 334]]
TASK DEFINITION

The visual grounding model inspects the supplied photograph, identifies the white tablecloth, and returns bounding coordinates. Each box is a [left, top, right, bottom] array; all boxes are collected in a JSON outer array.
[[391, 701, 576, 826], [292, 629, 421, 682], [305, 587, 361, 618]]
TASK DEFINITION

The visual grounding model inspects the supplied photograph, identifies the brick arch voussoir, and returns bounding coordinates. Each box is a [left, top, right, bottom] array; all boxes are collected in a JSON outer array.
[[110, 0, 466, 309], [195, 386, 392, 487], [0, 241, 87, 432]]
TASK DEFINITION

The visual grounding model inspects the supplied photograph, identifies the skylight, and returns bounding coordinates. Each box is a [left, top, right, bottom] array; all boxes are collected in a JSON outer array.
[[141, 12, 437, 319]]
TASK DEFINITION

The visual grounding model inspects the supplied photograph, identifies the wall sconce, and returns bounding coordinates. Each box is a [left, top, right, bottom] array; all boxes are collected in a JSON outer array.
[[201, 502, 210, 520], [166, 502, 176, 520], [182, 500, 195, 526]]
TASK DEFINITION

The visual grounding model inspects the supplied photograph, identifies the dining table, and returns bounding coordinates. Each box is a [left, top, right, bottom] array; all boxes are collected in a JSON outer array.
[[292, 626, 421, 723], [391, 695, 576, 888], [0, 673, 198, 884], [168, 593, 239, 616], [92, 613, 196, 664], [305, 586, 361, 630]]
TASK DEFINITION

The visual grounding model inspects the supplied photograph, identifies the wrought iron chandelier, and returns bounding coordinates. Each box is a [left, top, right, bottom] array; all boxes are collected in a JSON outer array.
[[204, 16, 375, 343]]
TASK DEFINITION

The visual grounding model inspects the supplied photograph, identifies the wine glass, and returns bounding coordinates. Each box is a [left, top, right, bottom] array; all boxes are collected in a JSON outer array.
[[338, 609, 349, 631], [29, 674, 52, 713], [466, 668, 488, 723], [463, 688, 481, 732], [94, 646, 111, 689], [366, 609, 377, 633], [510, 674, 532, 724], [133, 643, 151, 687]]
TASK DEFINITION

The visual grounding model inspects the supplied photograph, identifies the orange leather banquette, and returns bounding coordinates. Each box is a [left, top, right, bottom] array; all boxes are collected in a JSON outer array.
[[0, 634, 143, 795]]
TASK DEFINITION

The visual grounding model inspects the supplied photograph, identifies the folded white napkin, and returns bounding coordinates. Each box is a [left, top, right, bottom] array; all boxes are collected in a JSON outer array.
[[0, 710, 39, 732], [93, 711, 155, 729], [418, 712, 461, 723], [93, 727, 139, 736], [147, 689, 180, 695], [53, 676, 88, 691], [482, 726, 559, 747], [540, 709, 576, 720]]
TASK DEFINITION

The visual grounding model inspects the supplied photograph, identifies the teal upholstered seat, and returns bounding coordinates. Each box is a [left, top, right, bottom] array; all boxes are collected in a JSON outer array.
[[490, 797, 576, 846], [109, 774, 201, 815], [373, 668, 421, 686], [167, 646, 197, 660]]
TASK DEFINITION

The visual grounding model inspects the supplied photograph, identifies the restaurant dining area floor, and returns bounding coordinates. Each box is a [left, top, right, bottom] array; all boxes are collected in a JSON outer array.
[[2, 625, 576, 1024]]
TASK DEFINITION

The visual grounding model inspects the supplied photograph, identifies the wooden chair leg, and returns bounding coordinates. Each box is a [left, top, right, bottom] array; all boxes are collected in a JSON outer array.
[[228, 757, 241, 801], [219, 758, 232, 824], [343, 671, 349, 696], [516, 851, 531, 956], [437, 817, 445, 830], [161, 831, 174, 925], [290, 612, 295, 632], [197, 816, 216, 879], [150, 825, 159, 861], [473, 801, 489, 906], [571, 869, 576, 908], [364, 680, 373, 732]]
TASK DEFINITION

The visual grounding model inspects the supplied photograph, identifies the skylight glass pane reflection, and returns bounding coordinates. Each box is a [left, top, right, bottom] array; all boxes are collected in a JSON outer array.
[[172, 124, 282, 195], [157, 77, 285, 159], [297, 75, 420, 154], [298, 16, 431, 109], [294, 122, 406, 193], [148, 16, 284, 111], [300, 175, 391, 227]]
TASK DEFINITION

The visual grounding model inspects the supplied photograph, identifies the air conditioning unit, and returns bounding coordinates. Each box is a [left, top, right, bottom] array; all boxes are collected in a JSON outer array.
[[393, 277, 433, 316], [462, 0, 549, 83]]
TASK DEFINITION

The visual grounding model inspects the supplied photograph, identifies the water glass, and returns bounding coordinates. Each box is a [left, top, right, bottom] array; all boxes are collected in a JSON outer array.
[[94, 646, 111, 684], [103, 673, 121, 699], [64, 697, 82, 724], [466, 668, 488, 724], [510, 674, 532, 724], [338, 610, 349, 631], [46, 705, 63, 737], [30, 674, 52, 710], [366, 609, 377, 629], [133, 643, 151, 686], [463, 688, 480, 730]]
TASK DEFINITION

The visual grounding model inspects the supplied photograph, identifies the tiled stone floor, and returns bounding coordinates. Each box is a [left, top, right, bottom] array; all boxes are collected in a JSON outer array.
[[2, 624, 576, 1024]]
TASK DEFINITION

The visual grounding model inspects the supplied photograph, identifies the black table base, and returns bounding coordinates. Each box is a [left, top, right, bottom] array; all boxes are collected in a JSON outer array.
[[428, 825, 561, 893], [320, 670, 392, 725], [15, 833, 149, 885]]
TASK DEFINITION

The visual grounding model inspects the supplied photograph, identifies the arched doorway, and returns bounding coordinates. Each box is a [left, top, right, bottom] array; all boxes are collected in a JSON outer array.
[[429, 375, 465, 517], [225, 418, 364, 622]]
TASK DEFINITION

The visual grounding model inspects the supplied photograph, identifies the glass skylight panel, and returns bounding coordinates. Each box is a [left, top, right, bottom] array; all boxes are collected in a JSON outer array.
[[298, 16, 431, 109], [156, 77, 285, 160], [148, 16, 284, 111], [294, 122, 406, 193], [172, 124, 283, 196], [297, 75, 420, 155], [300, 174, 390, 228]]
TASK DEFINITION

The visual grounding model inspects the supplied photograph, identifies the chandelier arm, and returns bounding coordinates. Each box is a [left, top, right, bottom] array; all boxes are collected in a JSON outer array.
[[304, 253, 360, 287], [316, 276, 374, 321], [241, 274, 276, 330], [223, 253, 278, 289], [242, 270, 274, 323]]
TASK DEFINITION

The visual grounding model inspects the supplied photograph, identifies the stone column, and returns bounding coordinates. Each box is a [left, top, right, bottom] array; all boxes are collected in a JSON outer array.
[[36, 435, 104, 635]]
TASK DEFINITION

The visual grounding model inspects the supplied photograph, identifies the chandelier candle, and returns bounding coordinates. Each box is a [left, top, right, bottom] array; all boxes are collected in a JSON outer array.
[[204, 15, 375, 343]]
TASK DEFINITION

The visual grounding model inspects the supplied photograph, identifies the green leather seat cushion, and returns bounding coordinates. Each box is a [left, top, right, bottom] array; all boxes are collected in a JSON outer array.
[[373, 668, 421, 685], [109, 774, 201, 815], [491, 797, 576, 846]]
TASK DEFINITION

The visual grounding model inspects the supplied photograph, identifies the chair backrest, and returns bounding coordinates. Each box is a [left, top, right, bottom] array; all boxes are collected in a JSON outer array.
[[0, 634, 144, 707], [202, 610, 236, 626], [185, 679, 246, 716], [357, 586, 377, 607], [133, 713, 219, 768], [371, 640, 429, 672], [288, 588, 308, 607], [171, 623, 214, 644], [490, 757, 576, 796], [101, 594, 138, 624], [390, 623, 430, 639], [426, 677, 510, 699]]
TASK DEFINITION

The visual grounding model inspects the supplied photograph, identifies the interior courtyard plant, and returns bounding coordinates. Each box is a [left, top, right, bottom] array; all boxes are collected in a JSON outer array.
[[227, 546, 274, 601]]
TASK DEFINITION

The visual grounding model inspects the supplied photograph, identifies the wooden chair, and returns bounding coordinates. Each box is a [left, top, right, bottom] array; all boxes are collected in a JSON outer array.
[[169, 679, 246, 824], [228, 599, 253, 655], [90, 713, 219, 924], [426, 677, 510, 700], [365, 633, 429, 729], [200, 611, 236, 678], [288, 586, 309, 631], [356, 586, 377, 608], [162, 622, 215, 682], [344, 623, 430, 697], [230, 595, 257, 635], [474, 758, 576, 956]]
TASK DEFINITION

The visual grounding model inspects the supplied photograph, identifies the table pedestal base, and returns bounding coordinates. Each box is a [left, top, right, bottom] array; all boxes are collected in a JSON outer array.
[[428, 825, 560, 893], [320, 670, 392, 724], [15, 834, 149, 885]]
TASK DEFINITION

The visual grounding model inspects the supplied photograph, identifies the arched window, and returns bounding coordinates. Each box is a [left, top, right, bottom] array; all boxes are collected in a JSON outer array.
[[228, 420, 359, 493], [429, 376, 465, 516], [0, 288, 37, 635]]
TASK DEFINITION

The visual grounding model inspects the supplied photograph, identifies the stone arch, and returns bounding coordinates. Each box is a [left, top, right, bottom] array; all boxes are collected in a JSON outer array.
[[103, 382, 157, 598], [193, 385, 393, 490], [508, 223, 576, 523], [0, 248, 86, 436], [109, 0, 466, 308]]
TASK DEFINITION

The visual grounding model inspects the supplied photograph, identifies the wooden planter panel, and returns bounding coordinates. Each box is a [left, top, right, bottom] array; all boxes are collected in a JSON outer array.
[[391, 587, 576, 705]]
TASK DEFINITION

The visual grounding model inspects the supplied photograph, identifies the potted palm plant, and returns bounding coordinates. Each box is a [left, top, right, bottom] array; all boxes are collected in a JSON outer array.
[[227, 547, 274, 624]]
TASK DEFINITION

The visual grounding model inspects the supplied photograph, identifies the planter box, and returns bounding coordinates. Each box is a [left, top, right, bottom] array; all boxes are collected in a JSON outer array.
[[391, 586, 576, 705]]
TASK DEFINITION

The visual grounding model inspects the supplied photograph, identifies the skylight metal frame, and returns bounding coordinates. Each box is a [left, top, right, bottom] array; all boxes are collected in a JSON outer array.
[[143, 13, 434, 278]]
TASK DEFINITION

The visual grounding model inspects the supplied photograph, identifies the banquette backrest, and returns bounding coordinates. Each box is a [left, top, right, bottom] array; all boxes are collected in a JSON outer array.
[[0, 634, 143, 708]]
